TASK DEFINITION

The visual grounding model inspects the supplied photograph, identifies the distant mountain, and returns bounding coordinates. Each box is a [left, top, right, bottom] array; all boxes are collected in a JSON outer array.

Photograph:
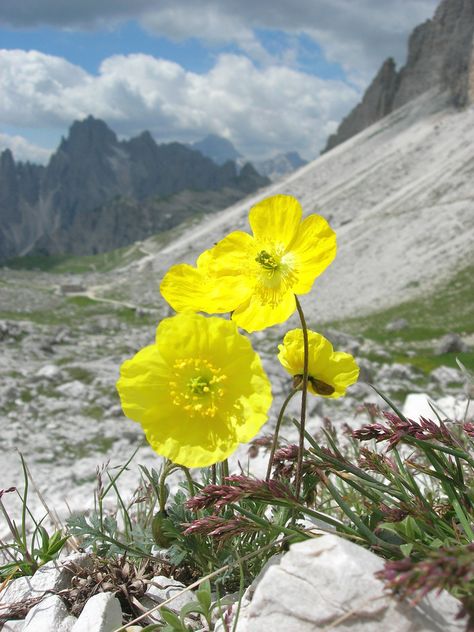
[[0, 117, 269, 261], [191, 134, 242, 165], [324, 0, 474, 151], [255, 152, 307, 181]]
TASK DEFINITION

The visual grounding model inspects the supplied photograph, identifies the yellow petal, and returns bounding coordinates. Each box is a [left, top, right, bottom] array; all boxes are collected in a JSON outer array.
[[116, 345, 170, 423], [117, 313, 272, 467], [249, 195, 302, 249], [278, 329, 359, 398], [290, 214, 337, 294], [232, 291, 296, 332], [160, 260, 245, 314]]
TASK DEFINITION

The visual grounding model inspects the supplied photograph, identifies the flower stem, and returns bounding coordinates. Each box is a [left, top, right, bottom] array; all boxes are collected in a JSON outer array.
[[294, 295, 309, 499], [221, 458, 230, 482], [266, 388, 299, 480]]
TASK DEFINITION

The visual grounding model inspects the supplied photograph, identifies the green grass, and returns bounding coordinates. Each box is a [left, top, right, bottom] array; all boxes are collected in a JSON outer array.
[[326, 262, 474, 374], [0, 295, 156, 328], [330, 263, 473, 342], [4, 244, 145, 274]]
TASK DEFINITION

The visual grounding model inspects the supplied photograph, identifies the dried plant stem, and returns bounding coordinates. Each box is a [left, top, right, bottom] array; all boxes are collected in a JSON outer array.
[[266, 388, 299, 480], [294, 295, 309, 499]]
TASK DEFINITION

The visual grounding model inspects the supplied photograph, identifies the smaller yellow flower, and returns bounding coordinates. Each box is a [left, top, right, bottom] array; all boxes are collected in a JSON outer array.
[[278, 329, 359, 398], [116, 313, 272, 467]]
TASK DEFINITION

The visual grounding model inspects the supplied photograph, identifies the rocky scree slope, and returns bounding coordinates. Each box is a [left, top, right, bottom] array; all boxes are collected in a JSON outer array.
[[324, 0, 474, 151]]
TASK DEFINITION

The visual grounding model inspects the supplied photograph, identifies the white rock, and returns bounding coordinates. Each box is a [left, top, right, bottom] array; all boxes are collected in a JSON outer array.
[[403, 393, 473, 422], [430, 366, 463, 385], [402, 393, 436, 421], [142, 575, 195, 618], [36, 364, 61, 380], [233, 535, 463, 631], [0, 559, 74, 609], [23, 595, 73, 632], [2, 621, 25, 631], [56, 380, 87, 398], [71, 592, 122, 632]]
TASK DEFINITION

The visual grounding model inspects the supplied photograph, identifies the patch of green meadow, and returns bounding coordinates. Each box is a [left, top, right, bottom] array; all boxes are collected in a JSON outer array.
[[328, 261, 474, 374]]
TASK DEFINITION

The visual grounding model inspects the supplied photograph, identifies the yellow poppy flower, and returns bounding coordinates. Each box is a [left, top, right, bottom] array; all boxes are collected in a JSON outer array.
[[116, 313, 272, 467], [160, 194, 336, 332], [278, 329, 359, 398]]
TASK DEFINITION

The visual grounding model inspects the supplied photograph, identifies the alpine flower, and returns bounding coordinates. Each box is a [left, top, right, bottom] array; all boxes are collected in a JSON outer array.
[[278, 329, 359, 398], [160, 194, 336, 332], [116, 313, 272, 467]]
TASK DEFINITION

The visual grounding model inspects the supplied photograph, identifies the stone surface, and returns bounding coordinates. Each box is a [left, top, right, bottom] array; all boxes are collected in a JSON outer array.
[[435, 333, 470, 355], [71, 592, 122, 632], [140, 575, 195, 623], [2, 621, 25, 631], [233, 535, 464, 632], [385, 318, 409, 332], [23, 595, 74, 632], [324, 0, 474, 151], [0, 559, 75, 610]]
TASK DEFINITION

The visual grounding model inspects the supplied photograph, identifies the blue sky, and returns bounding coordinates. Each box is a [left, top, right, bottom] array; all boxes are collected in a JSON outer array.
[[0, 0, 438, 163]]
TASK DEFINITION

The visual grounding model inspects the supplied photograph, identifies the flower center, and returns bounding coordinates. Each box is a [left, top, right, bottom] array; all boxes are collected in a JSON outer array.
[[255, 250, 279, 271], [170, 358, 227, 418], [255, 248, 297, 307]]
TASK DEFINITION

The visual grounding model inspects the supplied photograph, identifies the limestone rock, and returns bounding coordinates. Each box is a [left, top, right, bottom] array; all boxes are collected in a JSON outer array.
[[140, 575, 195, 623], [233, 535, 463, 631], [2, 621, 25, 631], [435, 333, 470, 355], [1, 559, 75, 610], [385, 318, 409, 332], [324, 0, 474, 151], [71, 592, 122, 632], [23, 595, 75, 632]]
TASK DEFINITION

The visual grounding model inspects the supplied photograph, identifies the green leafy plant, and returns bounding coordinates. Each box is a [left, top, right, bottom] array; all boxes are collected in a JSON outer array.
[[0, 455, 69, 580]]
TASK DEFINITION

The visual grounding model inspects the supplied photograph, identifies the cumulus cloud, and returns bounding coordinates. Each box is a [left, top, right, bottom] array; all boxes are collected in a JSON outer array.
[[0, 133, 52, 164], [0, 49, 359, 161], [0, 0, 439, 82]]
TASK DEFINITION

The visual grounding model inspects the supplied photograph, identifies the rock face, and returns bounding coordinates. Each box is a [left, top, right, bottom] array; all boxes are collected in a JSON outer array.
[[0, 117, 269, 261], [255, 151, 307, 181], [324, 0, 474, 151], [233, 535, 464, 631]]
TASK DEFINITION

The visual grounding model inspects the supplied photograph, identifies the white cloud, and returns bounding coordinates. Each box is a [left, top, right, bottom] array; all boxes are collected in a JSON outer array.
[[0, 49, 360, 161], [0, 0, 439, 83], [0, 133, 52, 164]]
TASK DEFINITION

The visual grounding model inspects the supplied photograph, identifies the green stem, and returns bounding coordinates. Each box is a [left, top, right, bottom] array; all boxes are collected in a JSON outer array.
[[158, 460, 172, 513], [266, 388, 299, 480], [221, 459, 230, 483], [180, 466, 196, 497], [294, 295, 309, 500]]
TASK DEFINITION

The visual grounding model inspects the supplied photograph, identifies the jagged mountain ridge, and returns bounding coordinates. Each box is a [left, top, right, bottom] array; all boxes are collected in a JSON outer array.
[[324, 0, 474, 151], [0, 117, 269, 260]]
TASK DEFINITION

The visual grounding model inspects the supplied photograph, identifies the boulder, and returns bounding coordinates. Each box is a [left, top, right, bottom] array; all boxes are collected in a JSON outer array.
[[435, 333, 470, 355], [232, 535, 463, 631], [71, 592, 122, 632], [385, 318, 409, 332], [23, 595, 76, 632]]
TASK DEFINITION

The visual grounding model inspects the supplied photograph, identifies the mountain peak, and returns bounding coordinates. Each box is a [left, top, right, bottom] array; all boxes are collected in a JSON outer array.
[[61, 115, 118, 154], [191, 134, 241, 165], [324, 0, 474, 151]]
